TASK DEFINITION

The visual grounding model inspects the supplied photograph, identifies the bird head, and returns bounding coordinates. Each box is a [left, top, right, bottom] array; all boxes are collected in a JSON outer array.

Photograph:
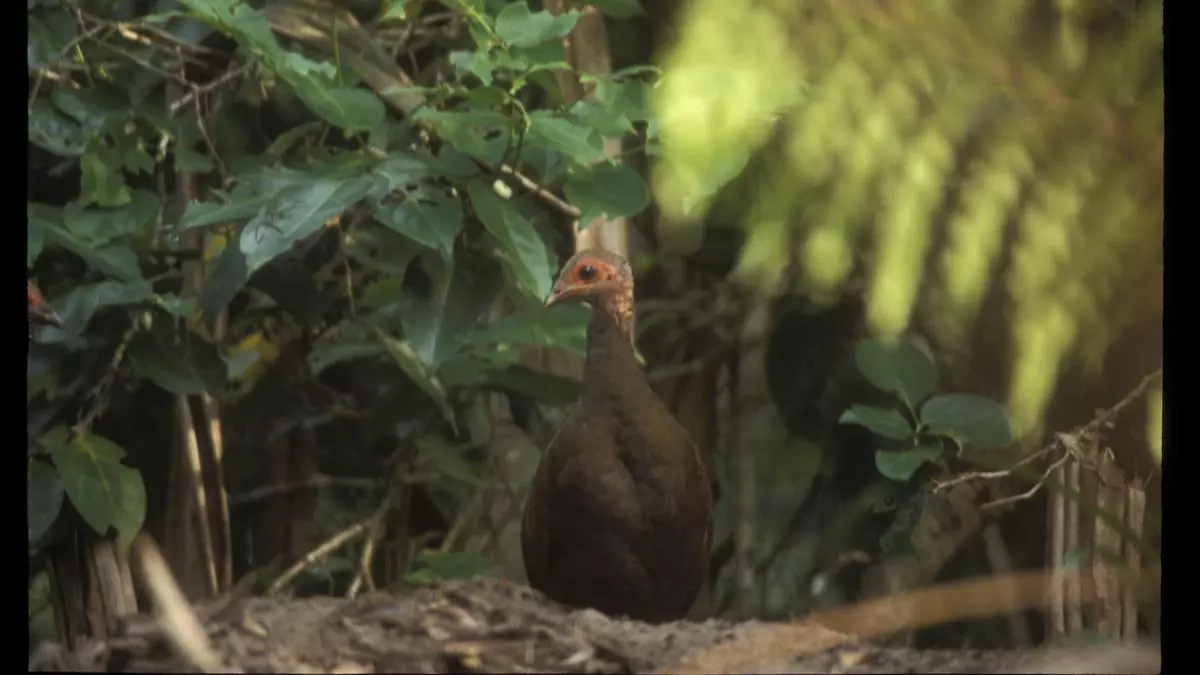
[[544, 249, 636, 343], [544, 249, 633, 309], [28, 281, 63, 329]]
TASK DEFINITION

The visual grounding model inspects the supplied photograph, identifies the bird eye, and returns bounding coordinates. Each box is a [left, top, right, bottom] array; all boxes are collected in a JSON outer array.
[[578, 264, 596, 281]]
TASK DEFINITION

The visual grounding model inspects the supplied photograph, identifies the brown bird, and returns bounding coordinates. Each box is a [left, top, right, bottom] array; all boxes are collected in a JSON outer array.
[[521, 249, 713, 623], [28, 281, 63, 329]]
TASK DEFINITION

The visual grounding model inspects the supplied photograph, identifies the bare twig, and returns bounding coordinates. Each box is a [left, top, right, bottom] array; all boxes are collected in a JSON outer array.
[[71, 313, 140, 436], [934, 368, 1162, 496], [228, 474, 378, 507], [347, 460, 411, 598], [265, 518, 372, 596], [982, 446, 1074, 510], [168, 64, 251, 115]]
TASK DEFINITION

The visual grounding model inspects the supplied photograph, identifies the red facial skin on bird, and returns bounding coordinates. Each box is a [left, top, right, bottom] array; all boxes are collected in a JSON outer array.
[[542, 251, 636, 343]]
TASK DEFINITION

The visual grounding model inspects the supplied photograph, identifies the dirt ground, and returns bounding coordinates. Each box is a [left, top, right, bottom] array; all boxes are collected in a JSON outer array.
[[28, 578, 1160, 673]]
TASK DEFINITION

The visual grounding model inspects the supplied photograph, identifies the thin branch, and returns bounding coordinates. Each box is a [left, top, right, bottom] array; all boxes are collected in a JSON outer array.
[[933, 368, 1163, 498], [264, 518, 372, 596], [227, 474, 377, 507], [168, 64, 251, 115], [71, 312, 140, 435]]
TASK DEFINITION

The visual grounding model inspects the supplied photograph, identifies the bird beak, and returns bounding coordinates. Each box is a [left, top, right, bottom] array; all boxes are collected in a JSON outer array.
[[544, 283, 580, 309]]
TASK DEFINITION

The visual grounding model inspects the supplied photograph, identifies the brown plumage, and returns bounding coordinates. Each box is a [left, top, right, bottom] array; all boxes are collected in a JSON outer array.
[[28, 281, 62, 329], [521, 249, 713, 623]]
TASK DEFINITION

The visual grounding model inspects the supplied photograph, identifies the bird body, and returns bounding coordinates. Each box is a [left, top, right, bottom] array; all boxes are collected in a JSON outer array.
[[521, 250, 712, 623]]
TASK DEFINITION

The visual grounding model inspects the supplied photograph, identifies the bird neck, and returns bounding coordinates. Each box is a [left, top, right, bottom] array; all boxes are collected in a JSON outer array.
[[582, 308, 647, 405]]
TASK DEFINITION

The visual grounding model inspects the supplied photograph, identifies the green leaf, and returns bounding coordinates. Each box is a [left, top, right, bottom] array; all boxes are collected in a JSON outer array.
[[479, 365, 580, 406], [32, 204, 144, 282], [449, 49, 494, 86], [587, 0, 644, 18], [495, 3, 580, 48], [292, 83, 386, 132], [467, 180, 553, 299], [382, 0, 407, 22], [402, 250, 502, 369], [48, 430, 146, 550], [179, 184, 274, 230], [919, 394, 1014, 451], [373, 187, 464, 261], [563, 162, 650, 226], [309, 342, 383, 375], [127, 326, 229, 395], [80, 151, 132, 207], [41, 280, 154, 338], [201, 243, 250, 322], [568, 100, 635, 137], [594, 78, 652, 122], [854, 339, 938, 407], [473, 302, 589, 356], [240, 175, 379, 275], [376, 328, 457, 434], [28, 460, 64, 542], [527, 111, 604, 163], [838, 404, 914, 441], [413, 108, 511, 161], [29, 103, 88, 156], [63, 190, 160, 245], [874, 445, 943, 482]]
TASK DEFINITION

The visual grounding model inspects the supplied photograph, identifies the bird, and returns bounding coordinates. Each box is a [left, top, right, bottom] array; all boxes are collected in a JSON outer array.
[[520, 249, 713, 623], [28, 281, 63, 331]]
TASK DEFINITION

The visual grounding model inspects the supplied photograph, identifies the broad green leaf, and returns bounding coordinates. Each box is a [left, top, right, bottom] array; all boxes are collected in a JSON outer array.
[[292, 82, 386, 132], [37, 280, 154, 340], [587, 0, 644, 18], [376, 328, 457, 433], [919, 394, 1014, 451], [63, 190, 160, 245], [479, 365, 580, 406], [449, 50, 494, 86], [32, 205, 143, 282], [594, 78, 652, 122], [373, 187, 464, 261], [495, 3, 580, 48], [568, 100, 635, 137], [563, 162, 651, 226], [29, 103, 88, 157], [374, 154, 436, 188], [179, 184, 274, 230], [472, 302, 589, 356], [467, 180, 553, 299], [402, 250, 502, 369], [309, 342, 383, 375], [527, 111, 604, 163], [180, 0, 281, 59], [382, 0, 407, 21], [48, 431, 146, 550], [127, 327, 229, 395], [80, 151, 132, 207], [413, 108, 511, 161], [28, 460, 64, 542], [202, 243, 249, 322], [854, 339, 938, 407], [874, 445, 943, 482], [240, 175, 379, 275], [838, 404, 914, 441]]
